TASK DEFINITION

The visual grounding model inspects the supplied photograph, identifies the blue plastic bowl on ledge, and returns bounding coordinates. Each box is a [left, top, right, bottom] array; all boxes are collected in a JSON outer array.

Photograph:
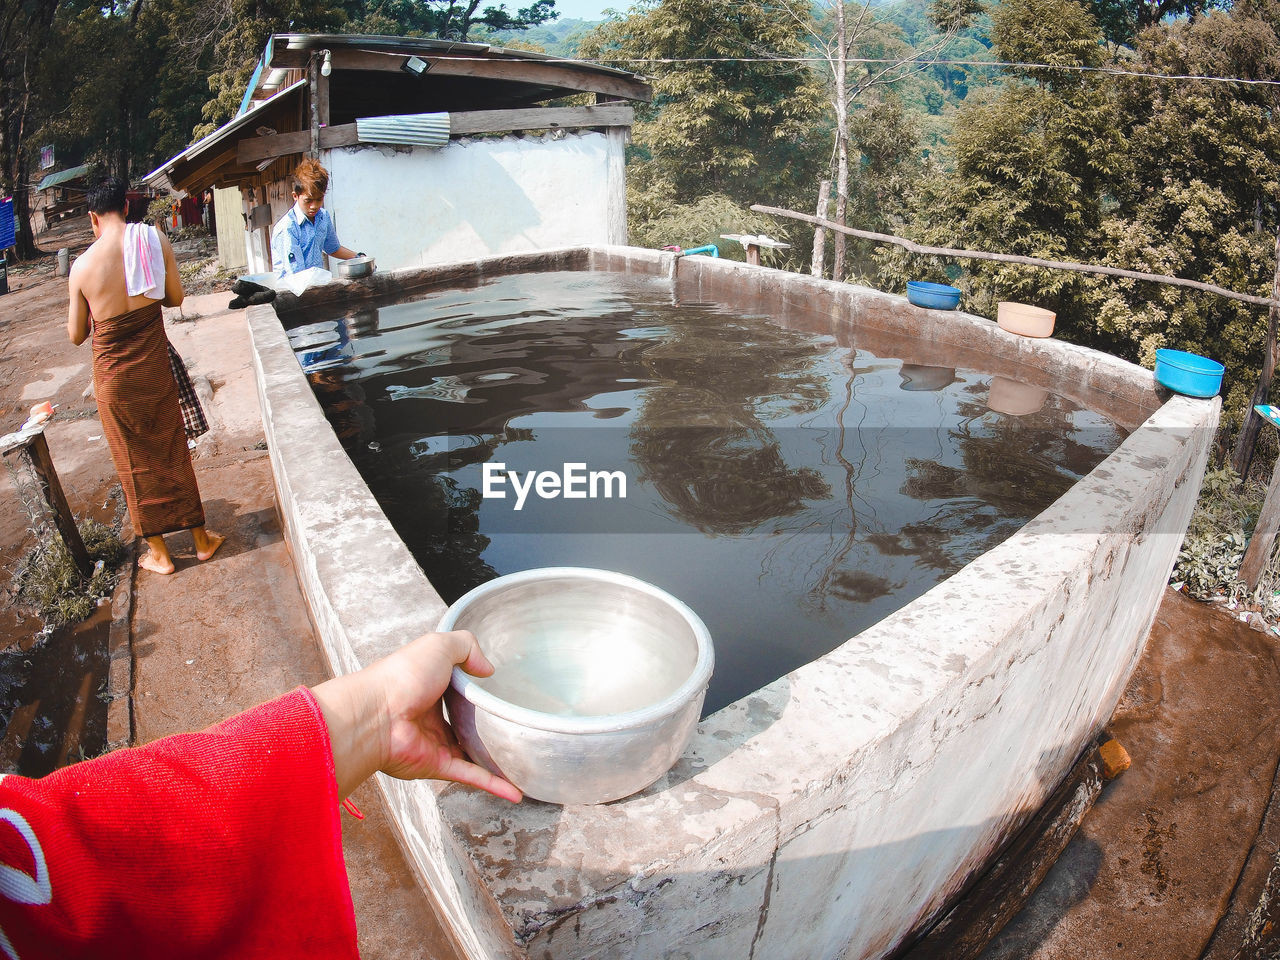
[[907, 281, 962, 311], [1154, 348, 1224, 398]]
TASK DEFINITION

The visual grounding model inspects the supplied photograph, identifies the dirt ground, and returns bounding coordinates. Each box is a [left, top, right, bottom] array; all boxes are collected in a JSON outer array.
[[5, 217, 1280, 958], [0, 221, 459, 959]]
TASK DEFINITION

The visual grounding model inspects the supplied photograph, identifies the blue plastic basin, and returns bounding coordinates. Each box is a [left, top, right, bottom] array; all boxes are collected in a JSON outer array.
[[907, 281, 962, 311], [1154, 348, 1224, 398]]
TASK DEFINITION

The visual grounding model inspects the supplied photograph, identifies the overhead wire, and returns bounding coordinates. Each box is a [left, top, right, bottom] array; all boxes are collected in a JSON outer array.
[[577, 55, 1280, 87], [435, 52, 1280, 87]]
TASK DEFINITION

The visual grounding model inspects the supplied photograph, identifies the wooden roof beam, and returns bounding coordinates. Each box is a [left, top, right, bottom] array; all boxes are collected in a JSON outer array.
[[238, 104, 634, 164], [278, 48, 652, 102]]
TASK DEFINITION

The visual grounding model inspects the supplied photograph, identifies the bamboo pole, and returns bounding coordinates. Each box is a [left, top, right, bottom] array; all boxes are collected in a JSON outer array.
[[751, 204, 1280, 310], [811, 180, 831, 279], [1240, 452, 1280, 589], [1231, 229, 1280, 478]]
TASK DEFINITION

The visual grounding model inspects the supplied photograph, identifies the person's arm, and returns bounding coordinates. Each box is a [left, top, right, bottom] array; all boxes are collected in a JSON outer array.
[[311, 630, 522, 802], [67, 262, 90, 345], [271, 219, 289, 276], [0, 689, 359, 959], [158, 231, 184, 307], [0, 632, 516, 957], [320, 209, 358, 261]]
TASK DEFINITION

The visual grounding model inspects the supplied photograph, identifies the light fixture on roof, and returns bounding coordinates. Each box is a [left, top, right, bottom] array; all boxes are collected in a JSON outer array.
[[255, 158, 275, 172], [320, 49, 332, 78], [402, 55, 429, 77]]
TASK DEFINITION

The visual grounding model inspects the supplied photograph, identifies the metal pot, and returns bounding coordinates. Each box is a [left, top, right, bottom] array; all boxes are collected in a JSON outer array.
[[334, 255, 375, 279], [440, 567, 714, 805]]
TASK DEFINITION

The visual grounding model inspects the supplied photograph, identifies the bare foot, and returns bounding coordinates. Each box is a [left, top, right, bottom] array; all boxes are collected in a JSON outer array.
[[195, 531, 225, 562], [139, 552, 176, 575]]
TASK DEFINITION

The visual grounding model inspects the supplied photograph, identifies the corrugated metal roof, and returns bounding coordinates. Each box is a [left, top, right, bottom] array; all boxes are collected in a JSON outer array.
[[37, 164, 93, 192], [354, 112, 450, 147]]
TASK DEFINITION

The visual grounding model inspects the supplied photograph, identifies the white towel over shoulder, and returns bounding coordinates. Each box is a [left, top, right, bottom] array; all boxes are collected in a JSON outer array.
[[123, 222, 165, 300]]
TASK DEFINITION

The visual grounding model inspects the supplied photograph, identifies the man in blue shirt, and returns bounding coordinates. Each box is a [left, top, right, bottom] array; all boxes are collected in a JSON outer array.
[[271, 159, 360, 276]]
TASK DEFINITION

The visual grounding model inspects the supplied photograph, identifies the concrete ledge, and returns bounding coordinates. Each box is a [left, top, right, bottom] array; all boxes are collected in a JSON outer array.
[[249, 247, 1218, 960]]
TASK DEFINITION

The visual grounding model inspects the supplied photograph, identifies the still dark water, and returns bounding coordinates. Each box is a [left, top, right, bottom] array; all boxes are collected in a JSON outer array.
[[287, 271, 1127, 714], [0, 607, 110, 776]]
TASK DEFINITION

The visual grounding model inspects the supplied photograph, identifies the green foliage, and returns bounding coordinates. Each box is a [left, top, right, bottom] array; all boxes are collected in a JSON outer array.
[[196, 0, 351, 137], [848, 92, 925, 228], [1082, 8, 1280, 414], [1172, 467, 1255, 599], [487, 16, 604, 56], [347, 0, 556, 40], [879, 0, 1280, 451], [14, 519, 126, 629], [628, 193, 788, 261], [991, 0, 1106, 85], [1086, 0, 1231, 47], [579, 0, 827, 218], [1169, 465, 1280, 623], [878, 0, 1126, 336]]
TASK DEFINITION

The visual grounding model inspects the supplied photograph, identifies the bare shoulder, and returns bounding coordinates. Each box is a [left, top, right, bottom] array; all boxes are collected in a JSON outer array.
[[67, 245, 93, 283], [71, 237, 107, 270]]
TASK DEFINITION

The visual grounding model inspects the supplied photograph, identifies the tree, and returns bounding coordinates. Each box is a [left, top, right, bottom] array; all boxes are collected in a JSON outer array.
[[1087, 0, 1230, 47], [0, 0, 59, 259], [348, 0, 557, 39], [782, 0, 982, 281], [578, 0, 826, 255], [1086, 2, 1280, 434], [196, 0, 350, 137], [880, 0, 1125, 336]]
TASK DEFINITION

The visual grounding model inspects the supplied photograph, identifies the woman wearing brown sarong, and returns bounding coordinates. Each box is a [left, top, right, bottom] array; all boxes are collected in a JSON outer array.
[[68, 176, 223, 574]]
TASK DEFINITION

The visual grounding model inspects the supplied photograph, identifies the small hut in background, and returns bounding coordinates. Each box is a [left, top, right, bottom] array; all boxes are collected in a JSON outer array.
[[143, 34, 652, 275], [32, 164, 93, 234]]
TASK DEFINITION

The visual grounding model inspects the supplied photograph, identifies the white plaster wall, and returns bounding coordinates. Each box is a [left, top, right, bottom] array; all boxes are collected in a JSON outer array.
[[250, 248, 1218, 960], [324, 132, 622, 273]]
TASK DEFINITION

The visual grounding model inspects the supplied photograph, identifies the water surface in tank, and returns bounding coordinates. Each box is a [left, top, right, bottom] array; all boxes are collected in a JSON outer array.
[[285, 270, 1128, 713]]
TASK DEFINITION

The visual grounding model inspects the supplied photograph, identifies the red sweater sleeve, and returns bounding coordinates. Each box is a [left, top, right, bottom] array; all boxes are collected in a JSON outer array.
[[0, 687, 357, 960]]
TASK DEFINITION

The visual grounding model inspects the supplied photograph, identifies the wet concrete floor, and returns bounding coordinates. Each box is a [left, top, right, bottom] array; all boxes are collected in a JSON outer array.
[[982, 589, 1280, 960]]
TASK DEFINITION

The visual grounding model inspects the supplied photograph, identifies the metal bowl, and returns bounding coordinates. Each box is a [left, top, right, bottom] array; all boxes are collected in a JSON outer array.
[[334, 255, 375, 279], [440, 567, 714, 805]]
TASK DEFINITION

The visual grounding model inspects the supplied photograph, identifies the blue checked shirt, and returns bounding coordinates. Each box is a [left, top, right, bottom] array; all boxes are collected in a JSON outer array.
[[271, 205, 341, 276]]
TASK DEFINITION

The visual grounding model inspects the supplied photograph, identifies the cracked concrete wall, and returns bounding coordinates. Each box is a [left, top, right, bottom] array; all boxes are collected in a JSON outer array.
[[250, 248, 1218, 959]]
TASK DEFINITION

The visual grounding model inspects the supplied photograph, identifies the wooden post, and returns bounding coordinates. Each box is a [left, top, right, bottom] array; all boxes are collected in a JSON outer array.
[[308, 52, 322, 158], [1231, 229, 1280, 479], [2, 429, 92, 580], [316, 53, 330, 144], [811, 180, 831, 279], [1240, 449, 1280, 589]]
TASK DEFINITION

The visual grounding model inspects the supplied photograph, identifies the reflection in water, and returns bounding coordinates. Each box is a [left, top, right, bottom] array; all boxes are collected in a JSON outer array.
[[988, 376, 1050, 416], [899, 363, 958, 392], [0, 608, 110, 777], [286, 271, 1128, 714]]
